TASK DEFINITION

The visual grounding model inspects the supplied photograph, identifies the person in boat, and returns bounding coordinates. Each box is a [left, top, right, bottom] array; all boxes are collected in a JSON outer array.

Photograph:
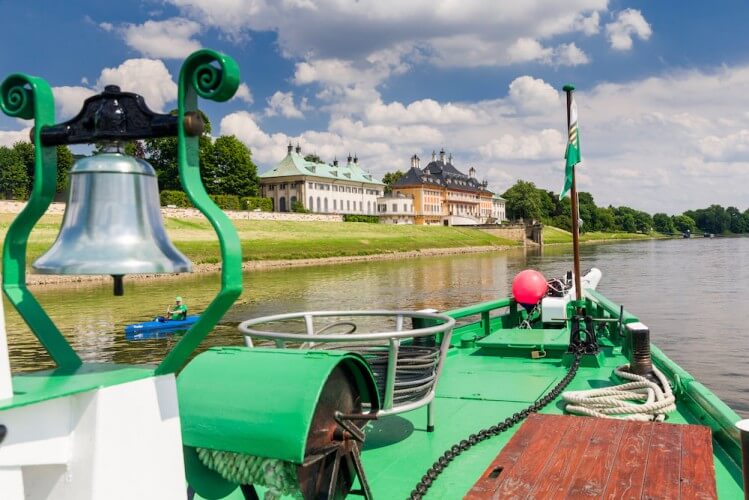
[[156, 296, 188, 322]]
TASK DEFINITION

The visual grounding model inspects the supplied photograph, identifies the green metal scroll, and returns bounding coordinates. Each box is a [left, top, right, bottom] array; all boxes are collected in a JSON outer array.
[[0, 75, 82, 368], [156, 50, 243, 374]]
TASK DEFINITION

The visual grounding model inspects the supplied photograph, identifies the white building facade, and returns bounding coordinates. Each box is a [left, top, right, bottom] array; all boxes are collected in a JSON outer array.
[[377, 193, 415, 224], [260, 145, 385, 214], [491, 195, 507, 223]]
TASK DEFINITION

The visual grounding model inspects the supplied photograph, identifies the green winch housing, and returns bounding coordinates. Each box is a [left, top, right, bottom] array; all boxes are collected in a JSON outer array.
[[178, 347, 380, 499]]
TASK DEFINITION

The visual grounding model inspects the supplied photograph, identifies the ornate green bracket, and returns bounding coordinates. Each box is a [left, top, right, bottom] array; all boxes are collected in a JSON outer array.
[[156, 50, 243, 374], [0, 49, 242, 374], [0, 75, 82, 368]]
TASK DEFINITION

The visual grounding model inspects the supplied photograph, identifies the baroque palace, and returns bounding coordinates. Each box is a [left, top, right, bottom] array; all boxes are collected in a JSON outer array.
[[392, 149, 502, 225], [259, 144, 385, 214]]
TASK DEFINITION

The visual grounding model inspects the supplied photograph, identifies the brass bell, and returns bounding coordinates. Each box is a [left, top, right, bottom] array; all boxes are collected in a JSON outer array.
[[33, 148, 192, 295]]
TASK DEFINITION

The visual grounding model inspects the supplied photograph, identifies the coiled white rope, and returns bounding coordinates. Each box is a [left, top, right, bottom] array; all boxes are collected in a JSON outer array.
[[562, 365, 676, 421]]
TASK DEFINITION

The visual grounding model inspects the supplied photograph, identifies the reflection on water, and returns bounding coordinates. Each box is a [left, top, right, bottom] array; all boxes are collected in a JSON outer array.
[[6, 237, 749, 415]]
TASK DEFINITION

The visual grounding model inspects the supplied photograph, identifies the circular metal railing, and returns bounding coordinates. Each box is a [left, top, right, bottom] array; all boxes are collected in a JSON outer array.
[[239, 310, 455, 419]]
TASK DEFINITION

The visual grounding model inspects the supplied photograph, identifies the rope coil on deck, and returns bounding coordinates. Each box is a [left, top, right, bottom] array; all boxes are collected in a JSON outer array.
[[562, 364, 676, 421]]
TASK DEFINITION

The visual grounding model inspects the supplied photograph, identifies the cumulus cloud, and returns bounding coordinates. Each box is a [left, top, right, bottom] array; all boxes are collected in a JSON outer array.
[[605, 9, 652, 51], [365, 99, 485, 125], [265, 91, 304, 118], [555, 43, 589, 66], [508, 76, 560, 115], [0, 128, 31, 147], [480, 129, 565, 160], [233, 83, 254, 105], [97, 59, 177, 111], [114, 17, 203, 59], [52, 86, 96, 119]]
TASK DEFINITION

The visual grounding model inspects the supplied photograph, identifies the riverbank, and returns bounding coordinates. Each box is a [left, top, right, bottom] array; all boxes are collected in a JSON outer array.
[[4, 212, 520, 286], [543, 226, 667, 244]]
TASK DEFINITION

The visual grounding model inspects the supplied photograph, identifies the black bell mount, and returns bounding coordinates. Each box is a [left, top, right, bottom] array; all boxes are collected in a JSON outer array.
[[38, 85, 204, 146]]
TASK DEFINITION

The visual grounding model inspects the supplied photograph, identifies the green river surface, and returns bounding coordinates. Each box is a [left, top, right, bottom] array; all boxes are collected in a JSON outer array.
[[6, 237, 749, 416]]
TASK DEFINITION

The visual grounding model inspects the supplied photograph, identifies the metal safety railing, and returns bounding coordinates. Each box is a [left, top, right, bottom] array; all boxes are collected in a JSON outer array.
[[239, 310, 455, 431]]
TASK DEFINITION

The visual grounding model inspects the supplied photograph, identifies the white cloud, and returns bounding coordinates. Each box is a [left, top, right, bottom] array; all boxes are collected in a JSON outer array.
[[0, 128, 31, 147], [699, 130, 749, 162], [99, 22, 114, 32], [365, 99, 484, 125], [577, 11, 600, 35], [96, 59, 177, 112], [506, 38, 553, 64], [52, 86, 96, 119], [265, 91, 304, 118], [115, 17, 203, 59], [555, 43, 589, 66], [605, 9, 652, 51], [508, 76, 560, 115], [234, 83, 254, 105], [479, 129, 565, 160]]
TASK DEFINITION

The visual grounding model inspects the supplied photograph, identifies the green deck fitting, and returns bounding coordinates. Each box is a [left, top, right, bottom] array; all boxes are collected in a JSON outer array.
[[0, 364, 155, 411], [476, 327, 570, 355], [178, 347, 379, 462]]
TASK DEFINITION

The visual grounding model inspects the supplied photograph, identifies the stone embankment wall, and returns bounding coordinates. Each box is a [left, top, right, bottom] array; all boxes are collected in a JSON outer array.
[[0, 201, 344, 223], [478, 223, 544, 246]]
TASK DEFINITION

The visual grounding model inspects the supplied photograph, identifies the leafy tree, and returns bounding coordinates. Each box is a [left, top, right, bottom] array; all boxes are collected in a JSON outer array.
[[0, 146, 29, 199], [633, 211, 653, 233], [12, 141, 73, 194], [145, 110, 213, 191], [672, 214, 697, 233], [502, 180, 545, 222], [291, 200, 309, 213], [382, 170, 404, 194], [652, 213, 676, 234], [595, 207, 616, 232], [207, 135, 259, 197], [304, 153, 322, 163], [727, 206, 746, 233]]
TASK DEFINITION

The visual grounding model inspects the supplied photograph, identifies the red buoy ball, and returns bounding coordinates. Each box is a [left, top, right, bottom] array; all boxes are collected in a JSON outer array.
[[511, 269, 548, 306]]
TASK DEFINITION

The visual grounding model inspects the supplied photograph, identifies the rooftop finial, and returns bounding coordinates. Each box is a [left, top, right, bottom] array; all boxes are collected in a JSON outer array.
[[448, 152, 453, 164], [333, 156, 338, 167], [347, 152, 352, 163], [295, 143, 301, 154], [431, 150, 436, 161], [287, 142, 293, 154], [439, 148, 445, 163], [353, 153, 358, 164]]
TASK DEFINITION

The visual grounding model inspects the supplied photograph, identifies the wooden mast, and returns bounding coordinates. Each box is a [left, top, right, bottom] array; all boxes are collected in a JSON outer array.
[[564, 85, 583, 302]]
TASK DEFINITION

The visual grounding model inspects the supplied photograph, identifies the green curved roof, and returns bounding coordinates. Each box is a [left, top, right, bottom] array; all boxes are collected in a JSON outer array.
[[260, 151, 384, 186]]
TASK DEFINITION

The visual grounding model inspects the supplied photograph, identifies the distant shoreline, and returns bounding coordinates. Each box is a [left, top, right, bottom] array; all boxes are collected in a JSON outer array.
[[25, 244, 518, 288]]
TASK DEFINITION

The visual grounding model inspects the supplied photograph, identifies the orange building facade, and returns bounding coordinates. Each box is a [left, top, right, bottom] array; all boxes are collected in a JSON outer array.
[[392, 149, 495, 225]]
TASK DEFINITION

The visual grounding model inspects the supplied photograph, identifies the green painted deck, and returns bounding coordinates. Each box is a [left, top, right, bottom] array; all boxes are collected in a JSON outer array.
[[203, 295, 746, 499], [357, 342, 743, 499]]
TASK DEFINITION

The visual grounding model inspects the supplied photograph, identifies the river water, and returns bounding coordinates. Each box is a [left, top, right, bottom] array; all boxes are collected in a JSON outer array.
[[5, 237, 749, 415]]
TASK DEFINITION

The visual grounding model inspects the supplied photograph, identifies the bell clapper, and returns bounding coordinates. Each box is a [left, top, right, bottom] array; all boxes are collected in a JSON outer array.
[[112, 275, 124, 296]]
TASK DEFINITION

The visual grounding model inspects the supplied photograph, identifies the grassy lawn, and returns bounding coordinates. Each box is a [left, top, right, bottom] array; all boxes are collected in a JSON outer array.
[[543, 226, 660, 244], [2, 213, 519, 266]]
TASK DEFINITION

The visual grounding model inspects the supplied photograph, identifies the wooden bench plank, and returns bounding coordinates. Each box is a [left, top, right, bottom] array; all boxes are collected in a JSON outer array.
[[564, 417, 627, 497], [465, 413, 548, 499], [642, 422, 683, 499], [680, 425, 717, 499], [527, 415, 594, 498], [602, 420, 654, 499], [490, 414, 575, 498], [467, 414, 717, 500]]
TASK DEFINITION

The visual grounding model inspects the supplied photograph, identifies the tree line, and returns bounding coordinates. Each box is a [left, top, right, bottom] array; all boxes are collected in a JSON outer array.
[[501, 180, 749, 235], [0, 112, 261, 199]]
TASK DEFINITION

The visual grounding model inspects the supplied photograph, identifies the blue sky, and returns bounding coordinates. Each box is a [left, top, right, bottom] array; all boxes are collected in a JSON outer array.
[[2, 1, 749, 213]]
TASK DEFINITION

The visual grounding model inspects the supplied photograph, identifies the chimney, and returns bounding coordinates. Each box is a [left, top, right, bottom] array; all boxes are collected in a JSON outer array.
[[439, 148, 445, 163], [287, 142, 293, 155], [432, 150, 436, 161], [347, 153, 352, 164], [410, 154, 417, 169], [415, 154, 420, 169], [353, 154, 358, 164], [469, 166, 476, 178], [295, 143, 301, 154], [448, 153, 453, 164]]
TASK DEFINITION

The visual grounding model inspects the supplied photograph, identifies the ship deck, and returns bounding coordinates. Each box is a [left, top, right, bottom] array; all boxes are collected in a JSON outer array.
[[359, 341, 742, 498]]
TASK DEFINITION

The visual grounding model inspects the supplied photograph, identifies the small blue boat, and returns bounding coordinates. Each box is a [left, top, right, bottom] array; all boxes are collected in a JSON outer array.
[[124, 315, 199, 337]]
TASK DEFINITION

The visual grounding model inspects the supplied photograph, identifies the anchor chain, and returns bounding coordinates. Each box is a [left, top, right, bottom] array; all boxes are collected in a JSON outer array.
[[408, 349, 584, 500]]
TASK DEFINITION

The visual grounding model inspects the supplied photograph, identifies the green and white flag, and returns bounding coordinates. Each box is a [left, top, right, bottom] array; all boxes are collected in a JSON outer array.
[[560, 93, 581, 198]]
